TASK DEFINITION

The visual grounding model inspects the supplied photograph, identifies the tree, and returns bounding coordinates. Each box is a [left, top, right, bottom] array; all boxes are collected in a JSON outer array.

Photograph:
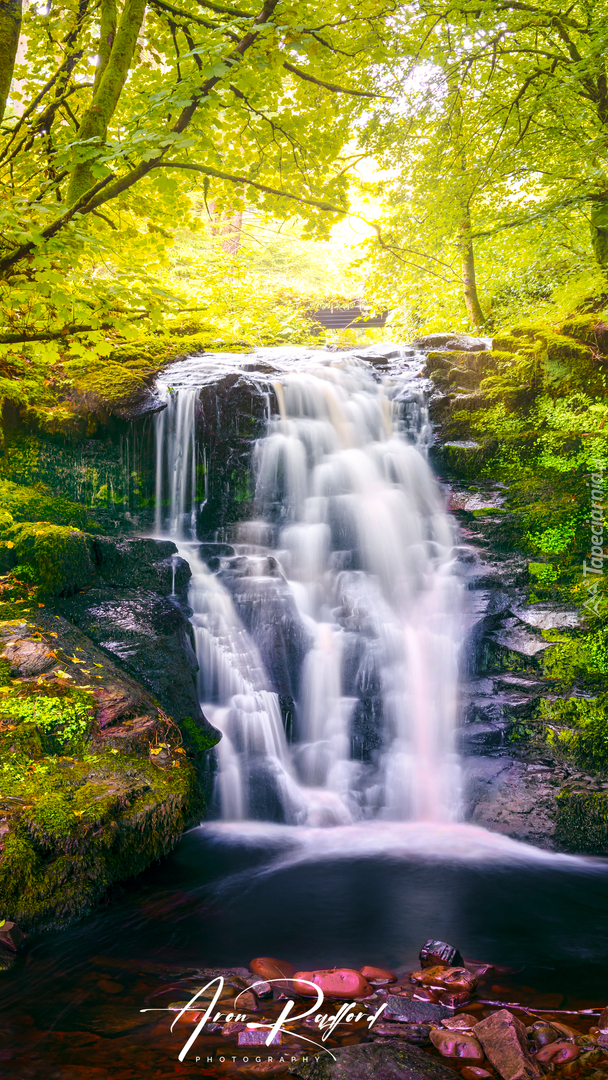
[[0, 0, 391, 357]]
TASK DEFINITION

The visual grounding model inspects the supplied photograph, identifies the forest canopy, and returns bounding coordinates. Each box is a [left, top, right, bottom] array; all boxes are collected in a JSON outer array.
[[0, 0, 607, 356]]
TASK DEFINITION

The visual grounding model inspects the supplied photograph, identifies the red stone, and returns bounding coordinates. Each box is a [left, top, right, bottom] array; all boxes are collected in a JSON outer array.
[[461, 1069, 494, 1080], [535, 1042, 580, 1065], [474, 1009, 541, 1080], [249, 957, 296, 982], [411, 965, 478, 993], [430, 1028, 485, 1061], [360, 965, 397, 984], [292, 967, 373, 999]]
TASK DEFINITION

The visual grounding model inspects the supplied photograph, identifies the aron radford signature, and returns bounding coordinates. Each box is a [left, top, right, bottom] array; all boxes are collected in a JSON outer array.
[[141, 975, 389, 1062]]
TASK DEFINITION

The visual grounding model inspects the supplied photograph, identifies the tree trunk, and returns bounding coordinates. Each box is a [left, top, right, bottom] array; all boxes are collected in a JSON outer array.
[[0, 0, 22, 125], [457, 210, 486, 328], [591, 198, 608, 275], [67, 0, 145, 206]]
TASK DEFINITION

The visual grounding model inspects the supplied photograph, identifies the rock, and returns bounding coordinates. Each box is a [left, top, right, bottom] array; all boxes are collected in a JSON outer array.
[[222, 1020, 248, 1035], [535, 1042, 579, 1064], [244, 976, 273, 998], [372, 1022, 432, 1044], [0, 920, 24, 952], [291, 1040, 462, 1080], [235, 990, 259, 1012], [360, 965, 397, 984], [384, 998, 452, 1024], [438, 991, 473, 1007], [413, 334, 489, 353], [0, 638, 57, 677], [461, 1069, 493, 1080], [292, 968, 373, 999], [249, 957, 296, 983], [430, 1028, 485, 1060], [442, 1016, 479, 1031], [411, 966, 478, 993], [58, 587, 218, 743], [527, 1023, 557, 1047], [420, 941, 464, 969], [92, 537, 191, 595], [598, 1006, 608, 1032], [238, 1029, 283, 1045], [474, 1010, 541, 1080]]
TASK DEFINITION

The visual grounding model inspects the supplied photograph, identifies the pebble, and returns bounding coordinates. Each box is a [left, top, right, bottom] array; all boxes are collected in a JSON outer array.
[[237, 1028, 283, 1045], [442, 1016, 479, 1031], [292, 968, 373, 999], [384, 998, 452, 1023], [461, 1069, 494, 1080], [535, 1041, 580, 1064]]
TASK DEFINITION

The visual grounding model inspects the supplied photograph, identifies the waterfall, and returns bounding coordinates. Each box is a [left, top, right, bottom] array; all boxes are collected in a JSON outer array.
[[154, 349, 463, 826]]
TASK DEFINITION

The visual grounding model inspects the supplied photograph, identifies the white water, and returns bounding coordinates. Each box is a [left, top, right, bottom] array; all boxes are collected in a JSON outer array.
[[154, 347, 463, 827]]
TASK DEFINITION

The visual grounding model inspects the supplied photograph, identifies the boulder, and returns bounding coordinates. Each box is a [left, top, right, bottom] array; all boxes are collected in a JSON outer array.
[[292, 1041, 461, 1080], [413, 333, 489, 352], [0, 920, 24, 951], [474, 1009, 541, 1080], [92, 537, 191, 595]]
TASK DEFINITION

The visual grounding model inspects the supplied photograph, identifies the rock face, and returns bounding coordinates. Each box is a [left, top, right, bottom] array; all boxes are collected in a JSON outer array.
[[474, 1010, 541, 1080], [293, 1041, 462, 1080]]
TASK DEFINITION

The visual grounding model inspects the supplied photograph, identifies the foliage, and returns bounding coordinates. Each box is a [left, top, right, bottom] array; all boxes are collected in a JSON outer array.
[[540, 695, 608, 772], [8, 522, 93, 596], [0, 688, 95, 756]]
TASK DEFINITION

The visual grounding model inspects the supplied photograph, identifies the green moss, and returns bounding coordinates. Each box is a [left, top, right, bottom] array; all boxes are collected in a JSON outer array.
[[180, 715, 221, 754], [0, 478, 88, 529], [0, 689, 95, 756], [8, 521, 93, 596], [538, 695, 608, 772], [555, 790, 608, 853]]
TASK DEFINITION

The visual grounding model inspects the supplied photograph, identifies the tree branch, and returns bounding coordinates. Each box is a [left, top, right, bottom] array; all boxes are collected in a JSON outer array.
[[283, 61, 378, 99]]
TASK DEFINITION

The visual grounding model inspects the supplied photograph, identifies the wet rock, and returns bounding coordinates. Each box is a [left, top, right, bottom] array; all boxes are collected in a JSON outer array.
[[238, 1029, 283, 1045], [461, 1069, 493, 1080], [411, 966, 478, 993], [219, 560, 312, 699], [527, 1023, 558, 1047], [474, 1009, 541, 1080], [92, 537, 191, 595], [430, 1028, 485, 1060], [292, 1040, 461, 1080], [598, 1007, 608, 1032], [360, 965, 397, 984], [249, 957, 296, 983], [372, 1022, 432, 1044], [420, 941, 464, 969], [58, 588, 217, 739], [442, 1016, 479, 1031], [535, 1042, 579, 1064], [463, 757, 564, 849], [384, 998, 452, 1023], [415, 334, 489, 352], [293, 968, 373, 999]]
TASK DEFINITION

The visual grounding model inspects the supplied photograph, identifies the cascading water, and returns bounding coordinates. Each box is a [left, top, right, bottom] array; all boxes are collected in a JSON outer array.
[[154, 347, 463, 826]]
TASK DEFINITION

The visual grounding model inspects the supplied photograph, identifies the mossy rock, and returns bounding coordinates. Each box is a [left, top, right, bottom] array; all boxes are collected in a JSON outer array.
[[0, 480, 88, 530], [0, 750, 196, 928], [65, 359, 147, 407], [8, 522, 93, 596], [447, 367, 480, 390], [560, 315, 608, 354], [555, 790, 608, 853], [424, 352, 453, 375], [492, 335, 521, 352]]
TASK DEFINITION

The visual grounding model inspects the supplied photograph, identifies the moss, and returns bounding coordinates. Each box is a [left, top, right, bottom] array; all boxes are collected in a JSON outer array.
[[180, 715, 221, 754], [0, 478, 88, 529], [538, 695, 608, 772], [7, 522, 93, 596], [555, 790, 608, 853], [560, 314, 608, 353]]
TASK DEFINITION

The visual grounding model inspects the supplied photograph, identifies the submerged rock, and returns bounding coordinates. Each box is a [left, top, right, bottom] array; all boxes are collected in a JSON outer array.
[[293, 967, 373, 999], [384, 998, 452, 1023], [293, 1041, 461, 1080]]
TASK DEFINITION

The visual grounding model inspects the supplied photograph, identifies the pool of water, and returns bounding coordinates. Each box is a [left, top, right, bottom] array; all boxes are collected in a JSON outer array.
[[2, 822, 608, 1077]]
